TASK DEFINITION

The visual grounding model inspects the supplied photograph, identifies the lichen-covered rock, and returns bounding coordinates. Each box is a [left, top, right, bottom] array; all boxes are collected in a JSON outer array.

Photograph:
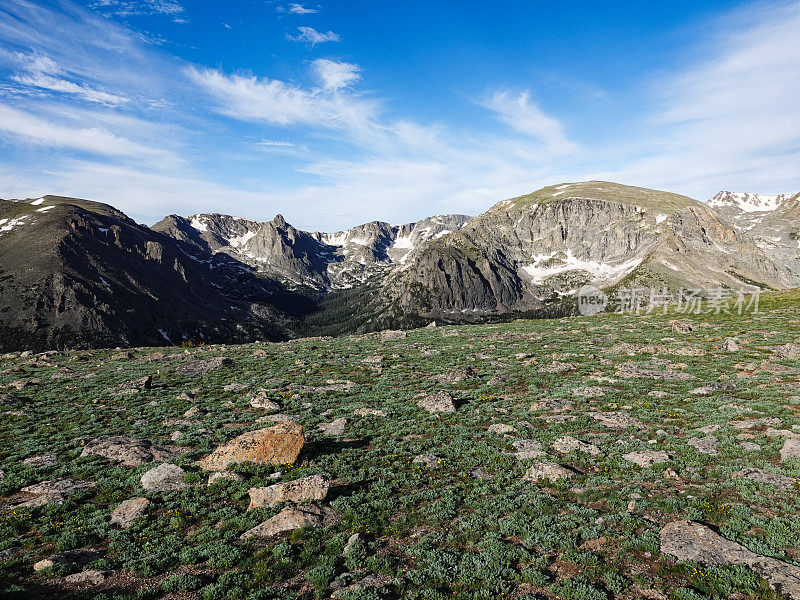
[[80, 436, 180, 467], [110, 498, 150, 529], [240, 505, 338, 539], [523, 462, 577, 483], [248, 474, 329, 509], [197, 423, 304, 471], [622, 450, 670, 467], [140, 463, 187, 492], [418, 391, 456, 414], [733, 467, 794, 490], [661, 521, 800, 599], [553, 436, 600, 456]]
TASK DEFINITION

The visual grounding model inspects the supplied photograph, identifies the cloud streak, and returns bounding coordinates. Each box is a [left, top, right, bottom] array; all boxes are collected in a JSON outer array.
[[286, 26, 340, 46]]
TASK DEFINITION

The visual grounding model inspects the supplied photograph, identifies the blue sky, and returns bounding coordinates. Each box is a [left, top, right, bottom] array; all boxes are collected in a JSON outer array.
[[0, 0, 798, 230]]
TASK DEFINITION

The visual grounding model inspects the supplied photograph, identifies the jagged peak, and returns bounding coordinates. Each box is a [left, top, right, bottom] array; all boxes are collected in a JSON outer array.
[[707, 191, 796, 213]]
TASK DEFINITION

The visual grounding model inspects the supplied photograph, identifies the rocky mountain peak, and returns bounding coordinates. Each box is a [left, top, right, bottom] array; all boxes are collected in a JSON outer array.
[[708, 191, 794, 213]]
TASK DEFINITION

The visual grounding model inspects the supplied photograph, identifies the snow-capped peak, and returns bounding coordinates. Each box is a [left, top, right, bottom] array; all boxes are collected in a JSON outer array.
[[708, 191, 791, 213]]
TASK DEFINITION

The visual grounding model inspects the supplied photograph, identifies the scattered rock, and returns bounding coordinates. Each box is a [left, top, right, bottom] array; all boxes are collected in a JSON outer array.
[[780, 438, 800, 461], [207, 472, 243, 485], [250, 396, 280, 412], [670, 320, 692, 333], [418, 391, 456, 414], [240, 505, 338, 539], [590, 411, 645, 430], [64, 569, 108, 585], [34, 549, 100, 572], [733, 468, 795, 490], [140, 463, 187, 492], [22, 454, 58, 467], [354, 407, 386, 417], [661, 520, 800, 599], [775, 343, 800, 360], [740, 441, 761, 451], [511, 439, 544, 460], [248, 474, 329, 509], [622, 450, 670, 467], [412, 454, 441, 469], [688, 436, 720, 456], [720, 338, 740, 352], [571, 386, 605, 398], [80, 436, 180, 467], [553, 436, 600, 456], [17, 478, 96, 508], [197, 423, 304, 471], [487, 423, 517, 435], [110, 497, 150, 529], [176, 356, 232, 377], [432, 366, 477, 384], [538, 361, 574, 374], [380, 330, 407, 341], [523, 462, 577, 483], [318, 417, 347, 436], [690, 382, 736, 396]]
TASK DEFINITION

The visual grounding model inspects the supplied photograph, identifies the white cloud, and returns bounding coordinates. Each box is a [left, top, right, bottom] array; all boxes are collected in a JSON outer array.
[[287, 26, 340, 46], [90, 0, 184, 17], [0, 104, 178, 165], [313, 59, 360, 90], [603, 0, 800, 199], [481, 90, 577, 155], [280, 3, 317, 14]]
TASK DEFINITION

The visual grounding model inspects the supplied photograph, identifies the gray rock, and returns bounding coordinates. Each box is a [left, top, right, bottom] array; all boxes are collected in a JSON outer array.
[[207, 471, 243, 485], [353, 407, 387, 417], [240, 504, 338, 539], [720, 337, 740, 352], [781, 438, 800, 461], [740, 442, 761, 451], [248, 474, 329, 509], [34, 549, 100, 572], [511, 439, 544, 460], [412, 454, 442, 469], [22, 454, 58, 467], [590, 411, 645, 430], [140, 463, 187, 492], [733, 467, 795, 490], [380, 330, 406, 341], [80, 436, 180, 467], [571, 386, 606, 398], [110, 497, 150, 529], [523, 462, 577, 483], [19, 478, 96, 508], [318, 417, 347, 436], [553, 436, 600, 456], [487, 423, 517, 435], [775, 343, 800, 360], [688, 436, 720, 456], [622, 450, 670, 467], [661, 521, 800, 599], [250, 396, 280, 412], [418, 391, 456, 414], [64, 569, 108, 585]]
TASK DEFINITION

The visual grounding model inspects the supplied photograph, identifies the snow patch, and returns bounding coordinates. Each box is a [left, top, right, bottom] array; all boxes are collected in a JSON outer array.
[[190, 216, 208, 232], [30, 198, 45, 206], [36, 205, 55, 213], [521, 249, 642, 285], [228, 231, 256, 248], [708, 191, 788, 213]]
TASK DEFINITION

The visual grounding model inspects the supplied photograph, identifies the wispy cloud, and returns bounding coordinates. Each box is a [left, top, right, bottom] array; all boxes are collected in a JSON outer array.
[[278, 3, 318, 15], [481, 90, 576, 155], [286, 26, 340, 46], [313, 59, 360, 90], [90, 0, 184, 17]]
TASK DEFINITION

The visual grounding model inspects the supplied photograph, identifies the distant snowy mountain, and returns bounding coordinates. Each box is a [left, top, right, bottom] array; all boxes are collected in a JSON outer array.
[[708, 191, 791, 214]]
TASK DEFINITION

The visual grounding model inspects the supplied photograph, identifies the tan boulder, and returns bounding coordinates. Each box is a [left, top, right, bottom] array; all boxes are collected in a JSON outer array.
[[197, 423, 304, 472], [248, 474, 329, 509], [240, 504, 338, 539]]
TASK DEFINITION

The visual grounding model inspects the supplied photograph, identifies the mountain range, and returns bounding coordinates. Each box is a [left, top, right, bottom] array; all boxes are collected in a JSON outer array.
[[1, 181, 798, 350]]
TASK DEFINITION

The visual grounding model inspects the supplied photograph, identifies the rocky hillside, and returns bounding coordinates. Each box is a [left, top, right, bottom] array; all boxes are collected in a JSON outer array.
[[153, 212, 471, 291], [3, 182, 800, 349], [0, 196, 300, 350], [374, 182, 800, 324]]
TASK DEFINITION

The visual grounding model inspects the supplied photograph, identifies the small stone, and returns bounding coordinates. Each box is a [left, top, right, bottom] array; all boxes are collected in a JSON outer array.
[[720, 338, 740, 352], [250, 396, 280, 412], [22, 454, 58, 467], [140, 463, 187, 492], [34, 550, 100, 572], [353, 407, 386, 417], [183, 406, 201, 418], [670, 320, 692, 333], [110, 497, 150, 529], [343, 533, 360, 555], [740, 442, 761, 451], [511, 439, 544, 460], [380, 330, 407, 341], [733, 467, 794, 490]]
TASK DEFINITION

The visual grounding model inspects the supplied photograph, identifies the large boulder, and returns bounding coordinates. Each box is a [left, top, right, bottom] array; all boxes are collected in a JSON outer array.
[[248, 474, 329, 509], [197, 423, 304, 472], [16, 478, 96, 508], [661, 521, 800, 599], [523, 462, 577, 483], [240, 504, 338, 540], [733, 467, 795, 490], [80, 436, 180, 467], [140, 463, 187, 492]]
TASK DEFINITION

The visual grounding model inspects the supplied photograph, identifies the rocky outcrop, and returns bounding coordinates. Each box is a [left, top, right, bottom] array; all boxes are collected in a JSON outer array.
[[661, 521, 800, 599], [80, 436, 181, 467], [248, 474, 329, 509], [240, 504, 338, 540]]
